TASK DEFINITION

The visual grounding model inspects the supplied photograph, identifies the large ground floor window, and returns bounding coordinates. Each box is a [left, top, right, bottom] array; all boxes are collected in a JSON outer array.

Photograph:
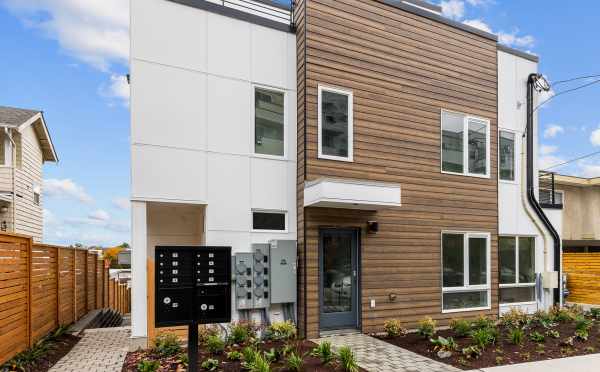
[[442, 232, 491, 312], [499, 236, 536, 304]]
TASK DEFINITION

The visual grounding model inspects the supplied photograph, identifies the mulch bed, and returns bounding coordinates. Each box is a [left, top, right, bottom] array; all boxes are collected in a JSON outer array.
[[377, 322, 600, 370], [123, 340, 365, 372], [3, 334, 81, 372]]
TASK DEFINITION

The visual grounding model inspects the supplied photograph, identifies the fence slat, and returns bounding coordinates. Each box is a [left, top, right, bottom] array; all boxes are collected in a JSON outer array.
[[564, 252, 600, 305]]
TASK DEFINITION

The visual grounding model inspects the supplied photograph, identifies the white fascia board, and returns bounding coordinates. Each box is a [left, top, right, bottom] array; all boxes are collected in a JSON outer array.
[[304, 178, 401, 210]]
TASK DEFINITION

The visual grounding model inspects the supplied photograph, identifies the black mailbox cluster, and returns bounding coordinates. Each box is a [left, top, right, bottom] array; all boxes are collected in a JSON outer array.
[[155, 246, 231, 327]]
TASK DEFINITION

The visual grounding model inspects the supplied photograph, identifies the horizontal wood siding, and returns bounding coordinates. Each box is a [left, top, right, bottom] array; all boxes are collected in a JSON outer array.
[[299, 0, 498, 338], [563, 253, 600, 305]]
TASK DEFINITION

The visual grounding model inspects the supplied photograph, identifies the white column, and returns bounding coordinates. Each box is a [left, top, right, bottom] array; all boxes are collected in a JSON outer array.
[[131, 200, 147, 339]]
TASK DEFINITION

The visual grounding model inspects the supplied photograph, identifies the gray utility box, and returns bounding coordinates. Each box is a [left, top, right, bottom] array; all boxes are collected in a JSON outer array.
[[269, 240, 297, 304], [252, 244, 270, 309], [234, 253, 254, 310]]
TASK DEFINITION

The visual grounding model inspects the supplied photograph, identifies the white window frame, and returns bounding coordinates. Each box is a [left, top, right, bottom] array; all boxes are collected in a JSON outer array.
[[498, 129, 517, 183], [318, 85, 354, 162], [440, 109, 491, 178], [251, 209, 288, 233], [251, 84, 287, 160], [499, 236, 537, 305], [441, 231, 492, 313]]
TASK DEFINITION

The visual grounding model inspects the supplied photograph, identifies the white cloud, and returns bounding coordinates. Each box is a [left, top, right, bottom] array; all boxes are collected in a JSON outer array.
[[463, 19, 492, 33], [579, 163, 600, 178], [497, 30, 535, 48], [465, 0, 492, 5], [538, 155, 564, 170], [43, 178, 93, 203], [112, 197, 130, 210], [540, 145, 558, 155], [88, 209, 110, 221], [100, 74, 130, 106], [543, 124, 564, 139], [440, 0, 465, 20], [590, 127, 600, 146]]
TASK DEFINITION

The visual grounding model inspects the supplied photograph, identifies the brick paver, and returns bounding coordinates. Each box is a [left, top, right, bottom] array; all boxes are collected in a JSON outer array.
[[50, 327, 130, 372], [316, 333, 460, 372]]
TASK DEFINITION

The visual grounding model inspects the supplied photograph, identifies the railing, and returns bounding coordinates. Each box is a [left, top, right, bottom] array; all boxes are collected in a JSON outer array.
[[206, 0, 295, 27], [539, 171, 563, 209]]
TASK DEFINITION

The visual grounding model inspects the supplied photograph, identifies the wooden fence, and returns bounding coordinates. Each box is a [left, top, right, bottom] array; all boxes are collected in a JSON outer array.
[[564, 253, 600, 305], [0, 233, 131, 365]]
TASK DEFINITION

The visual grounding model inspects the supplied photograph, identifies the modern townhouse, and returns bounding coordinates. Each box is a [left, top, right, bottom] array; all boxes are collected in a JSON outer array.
[[130, 0, 563, 344]]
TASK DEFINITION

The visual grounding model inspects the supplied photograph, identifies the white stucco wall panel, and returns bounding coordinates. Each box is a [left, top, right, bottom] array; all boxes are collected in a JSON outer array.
[[207, 12, 251, 80]]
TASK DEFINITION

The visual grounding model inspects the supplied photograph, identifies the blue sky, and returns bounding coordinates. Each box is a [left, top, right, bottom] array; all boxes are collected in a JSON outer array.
[[0, 0, 598, 246]]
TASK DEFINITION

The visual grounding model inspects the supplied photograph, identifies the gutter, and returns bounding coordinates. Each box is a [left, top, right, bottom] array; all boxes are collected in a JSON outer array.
[[526, 73, 562, 305]]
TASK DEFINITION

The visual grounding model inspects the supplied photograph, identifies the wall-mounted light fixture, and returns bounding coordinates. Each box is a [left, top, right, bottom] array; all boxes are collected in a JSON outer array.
[[367, 221, 378, 234], [0, 206, 8, 214]]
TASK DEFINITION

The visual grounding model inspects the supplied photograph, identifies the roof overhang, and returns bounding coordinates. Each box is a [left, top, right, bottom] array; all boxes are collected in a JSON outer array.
[[304, 178, 401, 210], [15, 112, 58, 163], [553, 173, 600, 187]]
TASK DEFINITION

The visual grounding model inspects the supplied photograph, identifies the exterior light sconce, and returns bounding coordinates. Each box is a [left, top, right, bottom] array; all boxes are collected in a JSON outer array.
[[1, 221, 6, 231], [388, 293, 397, 302], [367, 221, 378, 234], [0, 206, 8, 214]]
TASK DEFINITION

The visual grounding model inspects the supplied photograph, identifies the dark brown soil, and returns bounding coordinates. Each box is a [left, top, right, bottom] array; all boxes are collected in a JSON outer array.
[[3, 334, 81, 372], [123, 339, 366, 372], [377, 321, 600, 370]]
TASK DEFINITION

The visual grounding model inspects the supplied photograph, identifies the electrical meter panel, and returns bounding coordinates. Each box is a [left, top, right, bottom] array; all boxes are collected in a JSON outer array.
[[269, 240, 297, 304], [234, 253, 254, 310], [252, 244, 270, 309], [155, 246, 231, 327]]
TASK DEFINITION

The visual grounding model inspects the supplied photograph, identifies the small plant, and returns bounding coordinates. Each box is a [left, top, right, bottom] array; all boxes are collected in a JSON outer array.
[[458, 357, 471, 367], [152, 333, 181, 357], [310, 341, 335, 365], [178, 352, 189, 367], [201, 358, 220, 371], [575, 315, 593, 332], [461, 345, 482, 359], [248, 352, 271, 372], [473, 315, 495, 330], [471, 327, 495, 349], [551, 306, 574, 322], [535, 344, 545, 355], [561, 336, 575, 347], [227, 350, 243, 361], [519, 351, 531, 361], [264, 348, 283, 363], [242, 346, 259, 368], [529, 331, 545, 343], [585, 346, 596, 353], [575, 329, 589, 341], [137, 360, 160, 372], [264, 321, 297, 341], [206, 334, 225, 354], [417, 316, 437, 338], [589, 308, 600, 319], [286, 351, 304, 372], [495, 356, 504, 365], [430, 336, 458, 352], [545, 329, 560, 339], [500, 308, 528, 328], [449, 319, 471, 338], [508, 328, 524, 345], [229, 321, 256, 345], [337, 346, 359, 372], [383, 319, 407, 338]]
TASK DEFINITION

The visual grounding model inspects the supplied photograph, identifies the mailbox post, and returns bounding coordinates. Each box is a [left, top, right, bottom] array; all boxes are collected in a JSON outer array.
[[155, 246, 232, 372]]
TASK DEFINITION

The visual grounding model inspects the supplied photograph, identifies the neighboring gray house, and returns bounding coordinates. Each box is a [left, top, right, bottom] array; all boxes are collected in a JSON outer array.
[[0, 106, 58, 241]]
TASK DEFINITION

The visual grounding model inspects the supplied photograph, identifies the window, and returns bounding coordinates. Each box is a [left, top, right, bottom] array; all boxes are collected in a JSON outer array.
[[441, 110, 490, 177], [33, 192, 40, 206], [252, 211, 286, 231], [499, 131, 515, 181], [442, 232, 490, 311], [318, 86, 353, 162], [254, 87, 285, 157], [499, 236, 536, 304]]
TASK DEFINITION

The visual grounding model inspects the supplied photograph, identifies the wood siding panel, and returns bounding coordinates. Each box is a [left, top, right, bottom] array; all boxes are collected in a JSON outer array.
[[298, 0, 499, 338]]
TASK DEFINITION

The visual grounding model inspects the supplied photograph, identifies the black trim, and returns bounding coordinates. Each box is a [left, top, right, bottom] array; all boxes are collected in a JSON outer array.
[[539, 203, 564, 210], [498, 44, 539, 63], [166, 0, 295, 33], [526, 73, 561, 305], [381, 0, 497, 41]]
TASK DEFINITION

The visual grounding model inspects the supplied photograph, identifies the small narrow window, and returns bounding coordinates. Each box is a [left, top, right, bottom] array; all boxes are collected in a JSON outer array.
[[252, 211, 286, 231], [441, 111, 465, 173], [499, 131, 515, 181], [254, 87, 285, 157], [318, 86, 353, 161], [499, 236, 536, 304], [441, 110, 490, 177], [33, 192, 40, 206]]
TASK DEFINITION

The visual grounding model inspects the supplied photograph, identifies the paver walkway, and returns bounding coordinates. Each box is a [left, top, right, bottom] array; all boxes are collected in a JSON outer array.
[[317, 333, 460, 372], [50, 327, 131, 372]]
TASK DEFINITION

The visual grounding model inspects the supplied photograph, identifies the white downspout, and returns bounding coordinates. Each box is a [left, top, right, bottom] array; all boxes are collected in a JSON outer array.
[[3, 127, 16, 233]]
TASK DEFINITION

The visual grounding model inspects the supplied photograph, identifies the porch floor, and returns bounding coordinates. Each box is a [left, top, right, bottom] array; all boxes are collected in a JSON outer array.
[[314, 333, 460, 372]]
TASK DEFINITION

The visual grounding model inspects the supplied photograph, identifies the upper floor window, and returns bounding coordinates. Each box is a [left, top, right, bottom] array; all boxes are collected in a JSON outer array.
[[252, 210, 287, 232], [540, 189, 564, 206], [318, 86, 353, 162], [499, 130, 515, 181], [441, 110, 490, 177], [254, 87, 285, 158]]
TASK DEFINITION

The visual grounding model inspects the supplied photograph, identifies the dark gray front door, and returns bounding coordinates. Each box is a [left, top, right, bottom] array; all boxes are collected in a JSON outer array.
[[319, 229, 359, 330]]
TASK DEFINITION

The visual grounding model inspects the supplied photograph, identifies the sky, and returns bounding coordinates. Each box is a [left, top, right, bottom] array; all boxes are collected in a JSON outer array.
[[0, 0, 598, 247]]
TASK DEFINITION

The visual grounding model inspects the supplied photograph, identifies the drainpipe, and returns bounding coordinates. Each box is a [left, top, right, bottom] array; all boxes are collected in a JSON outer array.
[[526, 73, 562, 306], [2, 127, 16, 233]]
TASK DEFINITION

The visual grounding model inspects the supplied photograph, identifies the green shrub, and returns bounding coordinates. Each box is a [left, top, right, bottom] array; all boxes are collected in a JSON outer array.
[[227, 350, 243, 361], [229, 321, 256, 345], [471, 328, 495, 349], [500, 308, 528, 328], [461, 345, 482, 359], [264, 321, 296, 341], [546, 329, 560, 339], [575, 316, 593, 332], [206, 334, 225, 354], [264, 348, 283, 363], [589, 308, 600, 319], [201, 358, 220, 371], [529, 331, 545, 343], [137, 360, 160, 372], [152, 333, 182, 357], [286, 351, 304, 372], [178, 352, 189, 366], [430, 336, 458, 352], [473, 315, 495, 330], [383, 319, 407, 338], [449, 319, 471, 338], [508, 328, 524, 345], [551, 306, 574, 322], [242, 346, 258, 366], [337, 346, 359, 372], [417, 316, 437, 338], [575, 329, 589, 341], [310, 341, 335, 365], [248, 352, 271, 372]]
